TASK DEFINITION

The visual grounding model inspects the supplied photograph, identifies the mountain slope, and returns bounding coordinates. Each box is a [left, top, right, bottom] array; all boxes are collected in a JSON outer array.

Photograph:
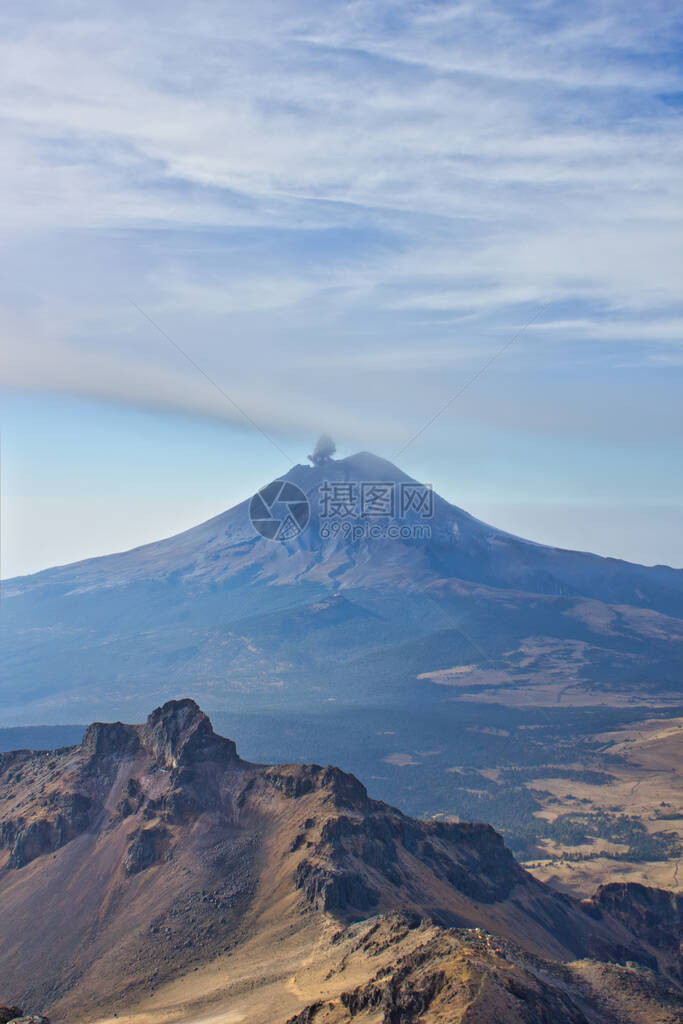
[[0, 701, 680, 1024], [6, 452, 683, 606], [2, 453, 683, 724], [286, 915, 683, 1024]]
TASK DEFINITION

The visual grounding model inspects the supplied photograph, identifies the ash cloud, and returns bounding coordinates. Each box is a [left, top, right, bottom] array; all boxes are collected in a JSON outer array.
[[308, 434, 336, 466]]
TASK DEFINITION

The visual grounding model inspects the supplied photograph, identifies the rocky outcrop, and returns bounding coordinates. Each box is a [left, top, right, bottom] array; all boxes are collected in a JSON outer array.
[[288, 916, 672, 1024], [340, 963, 447, 1022], [286, 918, 603, 1024], [589, 882, 682, 944], [2, 791, 93, 870], [295, 859, 379, 913], [141, 699, 238, 769], [317, 766, 369, 809], [426, 819, 524, 903], [585, 882, 683, 978], [307, 811, 521, 908], [264, 764, 368, 807], [0, 701, 240, 872], [347, 980, 445, 1021], [265, 769, 315, 799], [124, 825, 170, 875], [82, 721, 139, 761], [83, 700, 238, 772], [285, 1003, 327, 1024], [7, 820, 57, 870]]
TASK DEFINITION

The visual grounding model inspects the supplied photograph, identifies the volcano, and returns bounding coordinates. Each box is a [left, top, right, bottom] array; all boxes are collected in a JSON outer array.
[[2, 451, 682, 726]]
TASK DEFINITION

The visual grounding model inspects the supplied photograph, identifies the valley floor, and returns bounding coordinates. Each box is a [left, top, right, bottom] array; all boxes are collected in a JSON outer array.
[[520, 715, 683, 896]]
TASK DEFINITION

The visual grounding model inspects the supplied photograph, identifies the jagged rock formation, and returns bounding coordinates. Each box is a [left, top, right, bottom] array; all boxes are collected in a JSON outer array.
[[0, 699, 239, 872], [0, 701, 680, 1024], [584, 882, 683, 981], [286, 914, 683, 1024]]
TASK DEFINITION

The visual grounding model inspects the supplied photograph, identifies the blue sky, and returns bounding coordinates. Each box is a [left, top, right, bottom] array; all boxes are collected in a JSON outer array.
[[1, 0, 682, 576]]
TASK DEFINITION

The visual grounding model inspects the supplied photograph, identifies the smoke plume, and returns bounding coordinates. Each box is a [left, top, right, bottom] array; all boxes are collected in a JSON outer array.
[[308, 434, 336, 465]]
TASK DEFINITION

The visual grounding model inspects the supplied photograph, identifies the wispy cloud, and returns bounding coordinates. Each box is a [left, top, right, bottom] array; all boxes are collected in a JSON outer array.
[[0, 0, 682, 449]]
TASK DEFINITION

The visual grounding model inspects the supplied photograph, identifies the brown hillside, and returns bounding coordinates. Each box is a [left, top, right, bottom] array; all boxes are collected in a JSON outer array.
[[0, 700, 680, 1024]]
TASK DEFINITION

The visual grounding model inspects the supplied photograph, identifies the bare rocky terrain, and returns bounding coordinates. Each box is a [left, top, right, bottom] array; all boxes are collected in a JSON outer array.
[[0, 700, 681, 1024]]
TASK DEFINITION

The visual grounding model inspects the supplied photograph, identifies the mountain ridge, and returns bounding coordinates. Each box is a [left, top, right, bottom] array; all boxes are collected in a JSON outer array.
[[0, 700, 680, 1024]]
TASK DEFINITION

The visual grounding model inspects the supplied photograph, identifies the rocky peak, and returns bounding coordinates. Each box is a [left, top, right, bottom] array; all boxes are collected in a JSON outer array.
[[81, 701, 239, 771], [317, 765, 369, 808], [82, 721, 140, 760], [140, 699, 238, 769]]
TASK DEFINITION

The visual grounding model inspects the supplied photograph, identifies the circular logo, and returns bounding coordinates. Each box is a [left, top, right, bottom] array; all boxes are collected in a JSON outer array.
[[249, 480, 310, 542]]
